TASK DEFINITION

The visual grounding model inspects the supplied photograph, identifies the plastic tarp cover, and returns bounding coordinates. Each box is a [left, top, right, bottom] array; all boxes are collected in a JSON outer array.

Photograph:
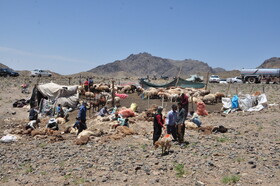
[[56, 94, 79, 108], [238, 94, 254, 111], [231, 95, 239, 109], [247, 94, 267, 112], [37, 82, 78, 100], [238, 94, 267, 112], [36, 82, 79, 108], [222, 98, 232, 109]]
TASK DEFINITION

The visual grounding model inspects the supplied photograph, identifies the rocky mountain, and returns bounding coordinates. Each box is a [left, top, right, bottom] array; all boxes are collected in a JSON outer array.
[[88, 53, 225, 77], [258, 57, 280, 68], [0, 63, 11, 69]]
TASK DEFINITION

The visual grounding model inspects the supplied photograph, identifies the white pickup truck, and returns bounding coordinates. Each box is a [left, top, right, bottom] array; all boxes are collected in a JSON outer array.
[[30, 69, 52, 77], [226, 77, 242, 83]]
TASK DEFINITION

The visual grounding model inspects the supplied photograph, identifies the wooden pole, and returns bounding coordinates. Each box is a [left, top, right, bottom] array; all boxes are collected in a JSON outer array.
[[262, 84, 265, 93], [161, 96, 164, 107], [175, 66, 182, 87], [226, 83, 231, 97], [112, 80, 115, 107], [148, 95, 150, 109], [205, 71, 210, 90], [191, 96, 194, 112]]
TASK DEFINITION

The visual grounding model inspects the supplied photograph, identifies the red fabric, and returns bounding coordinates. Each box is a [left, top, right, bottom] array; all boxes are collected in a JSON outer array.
[[115, 93, 128, 99], [119, 109, 135, 117], [196, 102, 208, 116], [181, 95, 189, 105], [156, 114, 164, 127], [84, 81, 89, 86]]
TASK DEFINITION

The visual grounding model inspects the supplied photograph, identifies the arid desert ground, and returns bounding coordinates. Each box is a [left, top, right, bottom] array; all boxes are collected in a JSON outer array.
[[0, 76, 280, 186]]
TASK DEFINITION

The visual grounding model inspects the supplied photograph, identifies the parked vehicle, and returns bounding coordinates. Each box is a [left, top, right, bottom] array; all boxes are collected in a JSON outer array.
[[0, 68, 19, 77], [219, 79, 228, 84], [240, 68, 280, 84], [226, 76, 243, 83], [160, 75, 169, 80], [186, 74, 203, 82], [209, 75, 220, 83], [30, 69, 52, 77]]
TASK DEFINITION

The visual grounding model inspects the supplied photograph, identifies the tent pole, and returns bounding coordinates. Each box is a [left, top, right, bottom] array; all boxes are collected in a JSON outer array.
[[148, 95, 150, 109], [112, 80, 115, 107]]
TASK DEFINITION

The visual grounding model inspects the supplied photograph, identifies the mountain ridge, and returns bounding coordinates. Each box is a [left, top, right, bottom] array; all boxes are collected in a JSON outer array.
[[88, 52, 224, 77]]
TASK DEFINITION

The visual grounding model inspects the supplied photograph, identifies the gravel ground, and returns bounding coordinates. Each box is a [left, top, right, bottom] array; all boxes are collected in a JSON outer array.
[[0, 77, 280, 186]]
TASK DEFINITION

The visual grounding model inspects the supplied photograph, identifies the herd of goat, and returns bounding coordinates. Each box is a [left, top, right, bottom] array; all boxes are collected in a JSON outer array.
[[78, 83, 225, 111]]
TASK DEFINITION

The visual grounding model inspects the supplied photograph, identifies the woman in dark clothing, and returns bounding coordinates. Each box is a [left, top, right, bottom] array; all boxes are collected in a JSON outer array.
[[153, 106, 165, 145]]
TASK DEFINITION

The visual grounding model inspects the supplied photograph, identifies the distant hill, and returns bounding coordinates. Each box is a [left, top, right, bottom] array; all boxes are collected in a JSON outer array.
[[0, 63, 11, 69], [258, 57, 280, 68], [88, 53, 225, 78]]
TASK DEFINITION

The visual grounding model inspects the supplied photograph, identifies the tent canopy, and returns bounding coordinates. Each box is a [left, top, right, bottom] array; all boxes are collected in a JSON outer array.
[[31, 82, 79, 108], [139, 77, 205, 89]]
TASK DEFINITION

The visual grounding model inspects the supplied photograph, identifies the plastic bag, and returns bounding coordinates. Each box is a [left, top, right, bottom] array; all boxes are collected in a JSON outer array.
[[196, 102, 208, 116], [222, 98, 232, 109], [130, 103, 138, 112], [231, 95, 239, 109], [1, 134, 18, 143]]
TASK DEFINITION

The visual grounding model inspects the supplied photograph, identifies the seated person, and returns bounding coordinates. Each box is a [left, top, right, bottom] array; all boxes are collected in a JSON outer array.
[[25, 119, 40, 130], [46, 118, 59, 130], [110, 112, 123, 121], [113, 118, 129, 129], [190, 111, 202, 127], [56, 104, 65, 118], [98, 106, 110, 117]]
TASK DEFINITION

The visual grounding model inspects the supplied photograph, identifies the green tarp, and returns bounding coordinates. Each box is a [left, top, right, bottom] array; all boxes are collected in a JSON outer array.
[[140, 78, 205, 89]]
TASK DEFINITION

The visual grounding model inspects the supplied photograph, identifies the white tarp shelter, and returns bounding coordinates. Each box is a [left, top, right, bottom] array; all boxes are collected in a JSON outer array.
[[31, 82, 79, 109]]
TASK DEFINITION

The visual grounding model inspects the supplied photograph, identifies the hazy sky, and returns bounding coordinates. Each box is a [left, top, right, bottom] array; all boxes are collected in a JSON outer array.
[[0, 0, 279, 75]]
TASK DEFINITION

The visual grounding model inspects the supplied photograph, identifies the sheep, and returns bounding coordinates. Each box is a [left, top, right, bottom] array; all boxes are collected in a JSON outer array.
[[56, 117, 66, 125], [31, 128, 47, 137], [188, 96, 202, 104], [116, 126, 135, 135], [75, 136, 90, 145], [77, 130, 95, 139], [202, 94, 216, 104], [200, 90, 210, 96], [106, 96, 121, 106], [215, 92, 225, 103], [154, 134, 172, 155], [143, 88, 159, 99], [186, 121, 198, 129]]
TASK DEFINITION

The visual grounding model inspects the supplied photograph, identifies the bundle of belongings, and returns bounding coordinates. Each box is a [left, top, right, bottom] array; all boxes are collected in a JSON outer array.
[[13, 99, 29, 108], [222, 92, 268, 113]]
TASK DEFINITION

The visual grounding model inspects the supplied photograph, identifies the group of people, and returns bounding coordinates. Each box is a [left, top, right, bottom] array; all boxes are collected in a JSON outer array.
[[26, 103, 70, 131], [26, 91, 200, 146], [153, 93, 201, 146], [83, 77, 94, 92]]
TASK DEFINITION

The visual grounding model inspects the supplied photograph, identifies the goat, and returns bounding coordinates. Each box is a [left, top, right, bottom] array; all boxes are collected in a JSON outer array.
[[154, 134, 172, 155]]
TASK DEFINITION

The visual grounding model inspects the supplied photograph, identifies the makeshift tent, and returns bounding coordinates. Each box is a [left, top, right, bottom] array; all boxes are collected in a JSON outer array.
[[30, 82, 79, 109], [139, 77, 205, 89]]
